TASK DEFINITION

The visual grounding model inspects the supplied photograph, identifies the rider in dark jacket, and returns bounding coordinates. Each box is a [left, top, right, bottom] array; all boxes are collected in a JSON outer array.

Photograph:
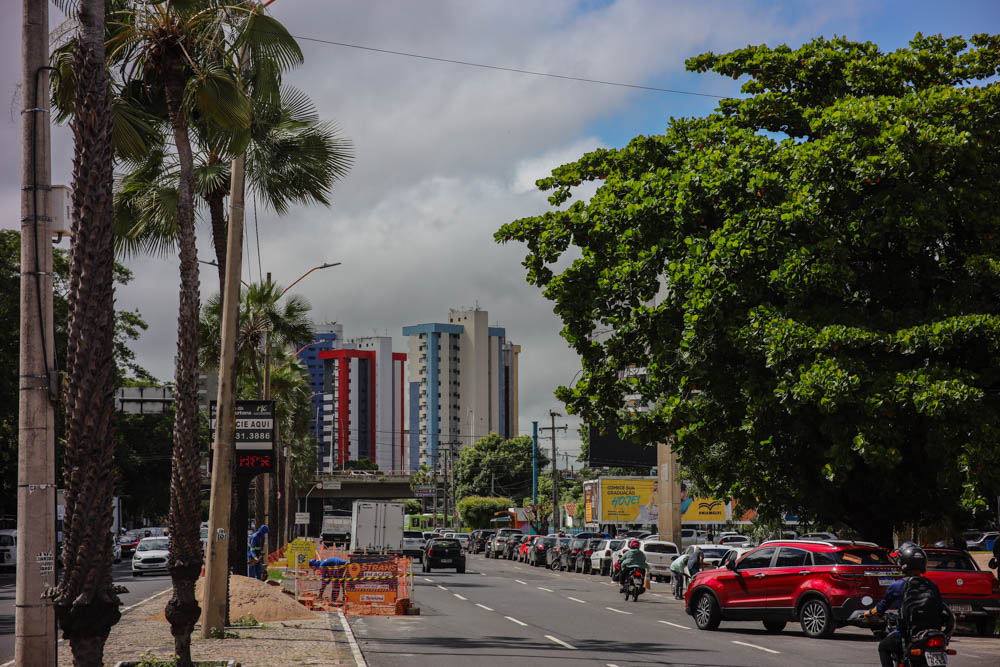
[[619, 539, 648, 592]]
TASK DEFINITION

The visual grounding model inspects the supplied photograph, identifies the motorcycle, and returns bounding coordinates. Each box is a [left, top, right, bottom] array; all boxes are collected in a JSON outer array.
[[621, 567, 645, 602], [854, 608, 956, 667]]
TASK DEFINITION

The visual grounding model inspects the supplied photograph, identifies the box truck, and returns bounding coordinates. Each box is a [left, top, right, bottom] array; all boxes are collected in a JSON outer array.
[[349, 501, 404, 553]]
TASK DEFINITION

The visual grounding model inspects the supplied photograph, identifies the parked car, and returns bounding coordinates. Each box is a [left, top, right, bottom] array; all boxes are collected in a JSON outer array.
[[452, 533, 471, 550], [422, 538, 466, 573], [524, 536, 552, 566], [681, 528, 711, 548], [471, 530, 494, 554], [486, 528, 522, 558], [685, 540, 901, 638], [716, 534, 752, 547], [559, 538, 588, 571], [547, 537, 571, 569], [119, 532, 140, 557], [575, 539, 604, 574], [894, 547, 999, 636], [112, 534, 122, 564], [966, 532, 999, 552], [683, 544, 736, 569], [131, 537, 170, 576], [801, 532, 839, 541], [593, 539, 625, 576], [515, 535, 534, 561], [0, 529, 16, 570], [423, 531, 440, 542], [718, 546, 754, 570], [641, 539, 681, 582], [403, 530, 426, 560]]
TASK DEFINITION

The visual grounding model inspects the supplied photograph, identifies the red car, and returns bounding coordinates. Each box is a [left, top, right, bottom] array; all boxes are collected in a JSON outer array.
[[517, 536, 534, 562], [894, 547, 999, 636], [685, 539, 901, 638], [119, 532, 140, 557]]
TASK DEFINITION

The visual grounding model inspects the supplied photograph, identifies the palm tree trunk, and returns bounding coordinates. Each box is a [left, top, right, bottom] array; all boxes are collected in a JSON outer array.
[[45, 3, 121, 664], [206, 184, 228, 287], [163, 57, 203, 667]]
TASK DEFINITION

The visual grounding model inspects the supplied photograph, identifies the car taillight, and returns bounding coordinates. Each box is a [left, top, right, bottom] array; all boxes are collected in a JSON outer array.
[[830, 571, 862, 582], [538, 545, 545, 550], [585, 550, 592, 555], [428, 548, 434, 556], [925, 636, 945, 649]]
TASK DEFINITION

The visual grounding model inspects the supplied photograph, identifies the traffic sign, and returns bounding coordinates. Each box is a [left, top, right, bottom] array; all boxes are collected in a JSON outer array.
[[295, 512, 310, 525], [413, 485, 436, 498]]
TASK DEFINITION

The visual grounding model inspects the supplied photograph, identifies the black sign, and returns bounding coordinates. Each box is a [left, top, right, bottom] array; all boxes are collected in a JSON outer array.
[[588, 425, 656, 469], [209, 400, 275, 476]]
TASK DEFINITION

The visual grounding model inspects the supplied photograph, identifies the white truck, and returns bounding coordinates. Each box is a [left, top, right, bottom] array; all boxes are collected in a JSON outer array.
[[321, 514, 352, 544], [349, 501, 404, 553]]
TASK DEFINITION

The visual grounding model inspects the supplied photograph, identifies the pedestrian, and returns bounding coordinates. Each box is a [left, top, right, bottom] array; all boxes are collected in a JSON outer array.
[[248, 524, 269, 580], [686, 549, 705, 591], [991, 531, 1000, 577], [670, 553, 690, 600]]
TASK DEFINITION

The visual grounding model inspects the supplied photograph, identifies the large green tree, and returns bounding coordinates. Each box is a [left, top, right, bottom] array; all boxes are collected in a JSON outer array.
[[453, 434, 548, 503], [497, 34, 1000, 546]]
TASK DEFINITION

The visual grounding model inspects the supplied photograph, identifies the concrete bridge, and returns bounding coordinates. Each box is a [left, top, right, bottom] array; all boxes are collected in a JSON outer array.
[[303, 472, 415, 501]]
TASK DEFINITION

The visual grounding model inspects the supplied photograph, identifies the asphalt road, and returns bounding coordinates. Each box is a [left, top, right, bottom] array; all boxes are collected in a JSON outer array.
[[349, 553, 1000, 667], [0, 558, 173, 665]]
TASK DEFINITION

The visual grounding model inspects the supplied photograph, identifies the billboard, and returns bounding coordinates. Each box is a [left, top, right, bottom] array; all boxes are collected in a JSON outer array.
[[209, 400, 275, 476], [599, 477, 658, 523], [588, 425, 656, 469]]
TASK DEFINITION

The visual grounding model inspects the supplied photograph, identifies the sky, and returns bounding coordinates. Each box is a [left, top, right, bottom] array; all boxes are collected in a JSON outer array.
[[2, 0, 998, 464]]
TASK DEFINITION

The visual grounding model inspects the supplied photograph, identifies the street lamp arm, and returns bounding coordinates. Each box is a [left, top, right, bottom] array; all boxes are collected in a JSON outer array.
[[279, 262, 341, 297]]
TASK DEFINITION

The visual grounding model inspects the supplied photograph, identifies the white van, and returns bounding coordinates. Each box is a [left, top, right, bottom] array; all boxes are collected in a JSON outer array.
[[0, 529, 16, 570]]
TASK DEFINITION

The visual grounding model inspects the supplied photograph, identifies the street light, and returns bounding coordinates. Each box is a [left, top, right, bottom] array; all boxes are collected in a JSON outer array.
[[279, 262, 341, 297], [198, 258, 249, 286]]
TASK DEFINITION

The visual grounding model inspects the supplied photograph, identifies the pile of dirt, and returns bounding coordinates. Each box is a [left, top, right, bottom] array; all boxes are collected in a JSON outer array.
[[151, 575, 317, 623]]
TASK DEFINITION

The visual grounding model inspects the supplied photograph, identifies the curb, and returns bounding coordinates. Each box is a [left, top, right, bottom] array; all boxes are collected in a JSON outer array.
[[337, 610, 368, 667]]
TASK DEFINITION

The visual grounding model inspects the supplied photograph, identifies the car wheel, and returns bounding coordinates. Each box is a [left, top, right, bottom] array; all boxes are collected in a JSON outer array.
[[975, 618, 995, 636], [693, 591, 721, 630], [456, 565, 465, 574], [763, 620, 786, 633], [799, 598, 835, 638], [601, 564, 609, 577]]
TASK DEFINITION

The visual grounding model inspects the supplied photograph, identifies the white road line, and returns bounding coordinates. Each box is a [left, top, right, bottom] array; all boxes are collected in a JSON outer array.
[[504, 615, 528, 626], [453, 593, 467, 600], [607, 664, 621, 667], [338, 609, 369, 667], [120, 587, 172, 614], [545, 635, 577, 650], [515, 579, 527, 585], [605, 606, 632, 615], [437, 585, 448, 590], [423, 577, 434, 582], [600, 581, 612, 586], [567, 596, 587, 604], [537, 586, 553, 592], [732, 640, 780, 655], [658, 620, 691, 630], [475, 603, 494, 611], [480, 572, 486, 576]]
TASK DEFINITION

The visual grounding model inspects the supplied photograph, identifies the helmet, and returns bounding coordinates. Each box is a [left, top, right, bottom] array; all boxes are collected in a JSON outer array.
[[629, 539, 641, 549], [897, 542, 927, 574]]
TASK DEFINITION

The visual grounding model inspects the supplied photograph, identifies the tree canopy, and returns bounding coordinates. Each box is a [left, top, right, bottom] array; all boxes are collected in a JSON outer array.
[[497, 33, 1000, 544], [457, 496, 515, 530], [453, 434, 548, 503]]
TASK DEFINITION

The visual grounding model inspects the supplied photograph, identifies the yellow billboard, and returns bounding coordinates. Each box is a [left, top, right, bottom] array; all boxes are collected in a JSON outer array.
[[600, 478, 658, 523], [681, 496, 727, 522]]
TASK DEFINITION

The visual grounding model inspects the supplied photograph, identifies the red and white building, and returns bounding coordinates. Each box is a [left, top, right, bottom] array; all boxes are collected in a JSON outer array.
[[319, 336, 406, 472]]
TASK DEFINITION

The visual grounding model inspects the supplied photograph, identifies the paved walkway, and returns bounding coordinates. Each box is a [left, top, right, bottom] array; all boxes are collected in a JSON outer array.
[[56, 590, 359, 666]]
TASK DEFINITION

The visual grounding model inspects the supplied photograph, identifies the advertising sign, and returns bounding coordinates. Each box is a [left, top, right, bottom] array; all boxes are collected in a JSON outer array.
[[681, 496, 727, 522], [344, 554, 398, 605], [209, 400, 275, 475], [599, 477, 658, 524], [286, 538, 317, 570], [412, 485, 436, 498], [583, 483, 594, 523]]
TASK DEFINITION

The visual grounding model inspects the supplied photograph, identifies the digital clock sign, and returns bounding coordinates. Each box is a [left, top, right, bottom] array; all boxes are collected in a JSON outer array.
[[209, 400, 275, 477]]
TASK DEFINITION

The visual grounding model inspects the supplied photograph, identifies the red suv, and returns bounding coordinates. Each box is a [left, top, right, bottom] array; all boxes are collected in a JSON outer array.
[[685, 540, 900, 638]]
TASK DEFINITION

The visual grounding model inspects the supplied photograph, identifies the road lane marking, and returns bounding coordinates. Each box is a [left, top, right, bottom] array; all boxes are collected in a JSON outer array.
[[658, 620, 691, 629], [437, 585, 448, 590], [567, 596, 587, 604], [607, 664, 621, 667], [423, 577, 434, 582], [537, 586, 553, 592], [504, 615, 528, 626], [453, 593, 468, 600], [515, 579, 527, 585], [600, 581, 612, 586], [732, 640, 780, 654], [605, 606, 632, 614], [545, 635, 577, 650], [475, 603, 494, 611], [338, 610, 369, 667]]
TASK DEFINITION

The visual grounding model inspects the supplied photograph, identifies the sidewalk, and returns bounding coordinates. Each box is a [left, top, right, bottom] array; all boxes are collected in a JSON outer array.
[[57, 589, 360, 666]]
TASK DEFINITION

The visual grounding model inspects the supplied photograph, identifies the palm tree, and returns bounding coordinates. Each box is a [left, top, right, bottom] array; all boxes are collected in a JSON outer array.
[[44, 1, 121, 663]]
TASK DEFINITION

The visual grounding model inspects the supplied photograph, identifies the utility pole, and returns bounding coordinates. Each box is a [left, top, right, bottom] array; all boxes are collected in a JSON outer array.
[[16, 0, 56, 663], [532, 421, 538, 506], [201, 149, 245, 638], [540, 411, 567, 532], [450, 442, 458, 528]]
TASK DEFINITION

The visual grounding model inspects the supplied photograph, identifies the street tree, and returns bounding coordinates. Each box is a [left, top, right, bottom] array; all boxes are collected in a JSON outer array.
[[44, 1, 121, 662], [457, 496, 515, 530], [497, 34, 1000, 546], [453, 434, 548, 503]]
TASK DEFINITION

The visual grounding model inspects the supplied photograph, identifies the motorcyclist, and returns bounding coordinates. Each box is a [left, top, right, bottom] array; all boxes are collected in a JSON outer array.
[[618, 539, 648, 593], [863, 542, 952, 667]]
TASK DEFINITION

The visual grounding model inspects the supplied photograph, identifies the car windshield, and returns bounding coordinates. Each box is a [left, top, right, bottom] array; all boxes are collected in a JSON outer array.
[[0, 535, 13, 547], [138, 538, 169, 552], [200, 527, 208, 539], [430, 539, 460, 548], [455, 533, 470, 538], [698, 548, 729, 560], [927, 552, 977, 571], [404, 531, 423, 539], [609, 540, 624, 550], [539, 538, 556, 546], [645, 543, 679, 554]]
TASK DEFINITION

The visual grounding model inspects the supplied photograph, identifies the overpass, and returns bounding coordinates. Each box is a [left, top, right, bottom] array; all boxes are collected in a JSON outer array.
[[303, 472, 415, 501]]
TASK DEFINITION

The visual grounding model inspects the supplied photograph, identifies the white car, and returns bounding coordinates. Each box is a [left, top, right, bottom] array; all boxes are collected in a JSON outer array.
[[590, 538, 625, 576], [682, 544, 733, 569], [112, 534, 122, 563], [452, 533, 471, 550], [0, 529, 16, 570], [403, 530, 426, 560], [132, 537, 170, 576], [681, 528, 711, 548], [966, 531, 999, 551], [640, 539, 680, 582], [717, 534, 752, 547], [718, 546, 755, 569], [487, 528, 522, 558]]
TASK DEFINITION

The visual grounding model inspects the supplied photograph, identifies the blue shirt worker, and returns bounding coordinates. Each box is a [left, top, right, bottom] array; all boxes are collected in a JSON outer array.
[[247, 525, 269, 580], [310, 556, 348, 605]]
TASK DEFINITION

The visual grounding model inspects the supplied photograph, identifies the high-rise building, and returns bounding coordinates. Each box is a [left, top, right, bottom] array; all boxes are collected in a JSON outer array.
[[298, 323, 342, 472], [319, 336, 407, 472], [403, 308, 519, 472]]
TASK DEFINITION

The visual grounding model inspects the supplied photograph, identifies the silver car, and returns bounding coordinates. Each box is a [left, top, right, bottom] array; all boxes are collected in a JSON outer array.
[[132, 537, 170, 576]]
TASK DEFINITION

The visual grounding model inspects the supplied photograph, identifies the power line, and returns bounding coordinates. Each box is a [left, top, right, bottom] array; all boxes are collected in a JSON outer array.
[[288, 33, 728, 99]]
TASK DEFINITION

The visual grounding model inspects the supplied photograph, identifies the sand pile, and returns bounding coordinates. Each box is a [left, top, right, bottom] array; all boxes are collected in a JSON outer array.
[[151, 575, 317, 623]]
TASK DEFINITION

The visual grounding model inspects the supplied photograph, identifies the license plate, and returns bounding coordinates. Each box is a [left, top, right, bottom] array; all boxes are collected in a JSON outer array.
[[949, 604, 972, 613], [878, 578, 895, 586], [925, 651, 947, 666], [440, 558, 452, 563]]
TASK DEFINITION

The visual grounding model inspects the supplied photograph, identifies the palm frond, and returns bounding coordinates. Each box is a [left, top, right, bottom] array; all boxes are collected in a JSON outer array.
[[235, 11, 303, 75]]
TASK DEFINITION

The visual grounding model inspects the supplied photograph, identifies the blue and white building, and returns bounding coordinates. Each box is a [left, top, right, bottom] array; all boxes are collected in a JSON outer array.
[[403, 308, 520, 472], [298, 322, 342, 472]]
